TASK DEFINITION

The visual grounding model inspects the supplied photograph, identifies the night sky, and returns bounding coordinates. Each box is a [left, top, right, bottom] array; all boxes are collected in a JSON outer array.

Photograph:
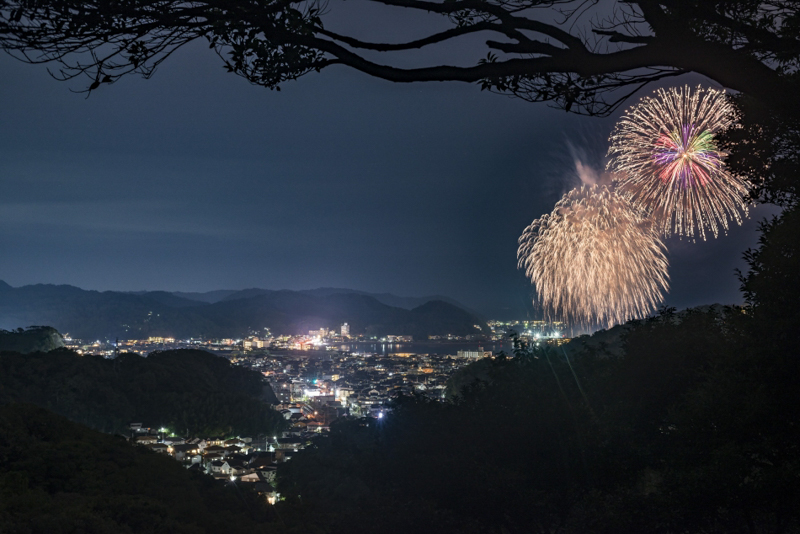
[[0, 32, 778, 319]]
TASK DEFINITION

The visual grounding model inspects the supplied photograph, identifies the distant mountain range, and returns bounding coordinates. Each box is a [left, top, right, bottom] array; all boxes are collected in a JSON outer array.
[[0, 281, 489, 341], [168, 287, 477, 312]]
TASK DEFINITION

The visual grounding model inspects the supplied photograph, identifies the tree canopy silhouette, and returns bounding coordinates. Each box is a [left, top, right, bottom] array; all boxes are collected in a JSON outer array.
[[275, 308, 800, 533], [0, 348, 287, 437], [2, 0, 799, 116]]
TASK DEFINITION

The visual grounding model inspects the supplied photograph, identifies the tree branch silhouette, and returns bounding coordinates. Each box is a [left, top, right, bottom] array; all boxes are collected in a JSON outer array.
[[2, 0, 798, 115]]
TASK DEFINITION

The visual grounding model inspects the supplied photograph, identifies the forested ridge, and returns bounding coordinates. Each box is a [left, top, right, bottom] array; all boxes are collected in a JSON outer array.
[[0, 349, 286, 437], [0, 404, 280, 534], [0, 326, 64, 353], [275, 305, 800, 534]]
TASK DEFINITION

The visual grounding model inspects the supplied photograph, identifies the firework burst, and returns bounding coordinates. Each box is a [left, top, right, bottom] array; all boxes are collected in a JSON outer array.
[[518, 184, 669, 329], [608, 85, 749, 240]]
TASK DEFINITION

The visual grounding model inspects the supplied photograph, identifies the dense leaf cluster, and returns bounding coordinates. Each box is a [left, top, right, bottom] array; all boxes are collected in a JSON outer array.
[[0, 349, 286, 437], [739, 206, 800, 349], [3, 1, 799, 116], [722, 96, 800, 208]]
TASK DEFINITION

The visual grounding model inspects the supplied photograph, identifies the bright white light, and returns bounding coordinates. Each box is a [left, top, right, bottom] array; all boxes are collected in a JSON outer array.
[[378, 412, 384, 419]]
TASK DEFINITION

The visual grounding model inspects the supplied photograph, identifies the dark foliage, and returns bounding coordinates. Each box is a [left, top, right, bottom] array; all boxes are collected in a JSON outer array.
[[443, 354, 495, 400], [0, 349, 286, 437], [721, 96, 800, 207], [2, 1, 799, 117], [0, 325, 64, 353], [0, 403, 280, 534], [739, 205, 800, 351], [276, 308, 800, 534]]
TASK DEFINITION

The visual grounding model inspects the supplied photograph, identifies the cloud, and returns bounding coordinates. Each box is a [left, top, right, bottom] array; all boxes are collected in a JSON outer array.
[[0, 200, 237, 238]]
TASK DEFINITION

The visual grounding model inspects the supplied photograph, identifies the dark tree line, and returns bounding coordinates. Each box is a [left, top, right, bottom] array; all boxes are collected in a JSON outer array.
[[0, 348, 287, 437], [0, 326, 64, 353], [0, 403, 281, 534], [275, 303, 800, 534]]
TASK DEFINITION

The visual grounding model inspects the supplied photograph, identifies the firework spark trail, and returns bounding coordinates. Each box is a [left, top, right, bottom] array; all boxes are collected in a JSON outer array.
[[607, 85, 750, 240], [518, 185, 669, 329]]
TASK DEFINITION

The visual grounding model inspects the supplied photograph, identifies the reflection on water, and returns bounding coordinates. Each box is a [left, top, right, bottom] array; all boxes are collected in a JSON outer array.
[[338, 341, 513, 356]]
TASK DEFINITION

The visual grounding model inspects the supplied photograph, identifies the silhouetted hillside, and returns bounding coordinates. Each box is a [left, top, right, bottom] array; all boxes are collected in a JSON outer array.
[[201, 292, 488, 338], [133, 290, 206, 308], [0, 326, 64, 353], [220, 288, 276, 302], [0, 348, 285, 437], [408, 300, 486, 338], [217, 286, 480, 314], [301, 288, 478, 314], [0, 404, 279, 534], [0, 281, 488, 340], [171, 289, 239, 303], [279, 306, 800, 534], [0, 282, 218, 340]]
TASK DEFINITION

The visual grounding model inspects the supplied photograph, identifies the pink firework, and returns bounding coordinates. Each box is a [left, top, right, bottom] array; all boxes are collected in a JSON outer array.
[[608, 86, 749, 240]]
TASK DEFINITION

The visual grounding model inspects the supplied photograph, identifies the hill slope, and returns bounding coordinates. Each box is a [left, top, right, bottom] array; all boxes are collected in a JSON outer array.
[[279, 306, 800, 534], [0, 403, 278, 534], [0, 326, 64, 353], [218, 287, 479, 315], [0, 281, 488, 340], [0, 348, 285, 436]]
